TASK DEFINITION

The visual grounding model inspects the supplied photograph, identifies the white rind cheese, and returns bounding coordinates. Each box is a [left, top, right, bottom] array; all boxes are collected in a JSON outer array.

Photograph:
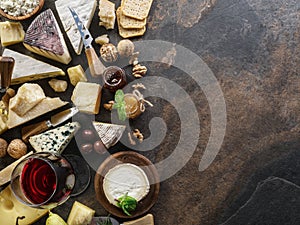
[[2, 49, 65, 85], [103, 163, 150, 206], [55, 0, 97, 55], [29, 122, 80, 153]]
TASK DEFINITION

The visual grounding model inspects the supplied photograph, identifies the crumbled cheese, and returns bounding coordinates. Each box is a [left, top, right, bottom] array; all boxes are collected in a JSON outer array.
[[0, 0, 39, 17]]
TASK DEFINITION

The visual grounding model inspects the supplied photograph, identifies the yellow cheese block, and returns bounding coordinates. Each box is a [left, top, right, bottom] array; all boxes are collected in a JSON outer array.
[[67, 65, 87, 86], [67, 201, 95, 225], [0, 21, 25, 47], [0, 185, 48, 225], [0, 151, 33, 186]]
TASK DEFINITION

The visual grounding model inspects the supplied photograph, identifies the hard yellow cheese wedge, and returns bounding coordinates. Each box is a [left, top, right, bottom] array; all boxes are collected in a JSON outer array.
[[67, 201, 95, 225], [0, 21, 25, 47]]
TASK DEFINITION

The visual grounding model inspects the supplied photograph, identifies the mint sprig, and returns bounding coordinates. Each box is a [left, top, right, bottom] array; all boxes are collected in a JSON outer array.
[[113, 90, 127, 121]]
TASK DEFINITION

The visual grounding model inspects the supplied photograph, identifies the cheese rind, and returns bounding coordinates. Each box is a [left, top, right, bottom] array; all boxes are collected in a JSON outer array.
[[2, 49, 65, 85], [7, 97, 68, 129], [23, 9, 71, 65], [29, 122, 80, 153], [71, 82, 101, 114], [55, 0, 97, 55], [103, 163, 150, 206]]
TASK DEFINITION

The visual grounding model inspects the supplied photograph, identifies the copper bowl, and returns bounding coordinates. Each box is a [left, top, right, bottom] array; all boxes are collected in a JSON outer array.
[[0, 0, 44, 21]]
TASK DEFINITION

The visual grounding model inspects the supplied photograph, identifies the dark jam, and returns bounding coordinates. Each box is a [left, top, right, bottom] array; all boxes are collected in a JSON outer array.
[[103, 66, 127, 92], [21, 158, 56, 204]]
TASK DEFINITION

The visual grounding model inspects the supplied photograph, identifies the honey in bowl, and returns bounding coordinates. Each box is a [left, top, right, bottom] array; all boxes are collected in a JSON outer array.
[[123, 93, 142, 119], [103, 66, 127, 92]]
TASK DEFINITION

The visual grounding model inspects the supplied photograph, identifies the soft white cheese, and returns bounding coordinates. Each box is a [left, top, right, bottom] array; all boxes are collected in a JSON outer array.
[[103, 163, 150, 206]]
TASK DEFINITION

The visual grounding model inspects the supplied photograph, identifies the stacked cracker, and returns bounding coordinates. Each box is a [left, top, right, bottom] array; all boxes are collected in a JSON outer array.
[[99, 0, 116, 30], [117, 0, 153, 38]]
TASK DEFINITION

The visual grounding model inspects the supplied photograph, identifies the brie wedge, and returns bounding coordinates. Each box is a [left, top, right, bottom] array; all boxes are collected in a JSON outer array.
[[55, 0, 97, 55], [103, 163, 150, 206], [2, 49, 65, 85]]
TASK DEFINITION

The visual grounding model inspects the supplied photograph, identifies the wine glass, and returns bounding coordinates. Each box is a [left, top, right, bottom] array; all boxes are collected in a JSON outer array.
[[10, 152, 76, 209]]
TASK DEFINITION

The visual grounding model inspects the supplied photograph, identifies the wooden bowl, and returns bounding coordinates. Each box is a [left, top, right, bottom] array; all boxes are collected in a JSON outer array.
[[0, 0, 44, 21], [94, 151, 160, 219]]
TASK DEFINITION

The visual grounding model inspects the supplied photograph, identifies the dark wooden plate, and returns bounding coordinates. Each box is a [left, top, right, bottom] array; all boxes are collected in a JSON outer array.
[[94, 151, 160, 219]]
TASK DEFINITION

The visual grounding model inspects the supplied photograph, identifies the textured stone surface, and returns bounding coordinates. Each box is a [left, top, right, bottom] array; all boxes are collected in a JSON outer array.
[[0, 0, 299, 224]]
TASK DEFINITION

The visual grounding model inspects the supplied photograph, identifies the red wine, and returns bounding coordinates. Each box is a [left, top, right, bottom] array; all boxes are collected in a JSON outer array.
[[21, 157, 74, 205]]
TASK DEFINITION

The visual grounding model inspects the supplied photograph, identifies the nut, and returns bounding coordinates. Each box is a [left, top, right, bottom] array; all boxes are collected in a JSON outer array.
[[132, 129, 144, 143], [95, 34, 110, 45], [117, 39, 135, 57], [0, 138, 8, 158], [132, 64, 147, 78], [132, 83, 146, 90], [103, 100, 115, 111], [129, 52, 139, 65], [100, 43, 118, 62], [7, 139, 27, 159], [128, 132, 136, 145]]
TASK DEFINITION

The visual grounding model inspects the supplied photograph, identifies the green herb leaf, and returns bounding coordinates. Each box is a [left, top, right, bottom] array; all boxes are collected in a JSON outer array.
[[114, 89, 124, 104], [117, 102, 127, 121], [116, 193, 137, 216]]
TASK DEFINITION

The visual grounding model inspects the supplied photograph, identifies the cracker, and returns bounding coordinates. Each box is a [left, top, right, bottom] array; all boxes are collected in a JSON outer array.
[[122, 0, 153, 20], [117, 7, 146, 38], [119, 7, 146, 29]]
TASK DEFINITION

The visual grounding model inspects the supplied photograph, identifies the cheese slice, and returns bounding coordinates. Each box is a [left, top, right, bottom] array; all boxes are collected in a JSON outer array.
[[0, 185, 48, 225], [55, 0, 97, 55], [71, 82, 101, 114], [103, 163, 150, 206], [92, 121, 125, 148], [2, 49, 65, 85], [29, 122, 80, 153], [9, 83, 46, 116], [7, 97, 68, 129], [67, 201, 95, 225], [23, 9, 72, 65]]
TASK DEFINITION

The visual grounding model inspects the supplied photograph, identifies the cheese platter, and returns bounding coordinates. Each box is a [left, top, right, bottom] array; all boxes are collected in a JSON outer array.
[[0, 0, 159, 223]]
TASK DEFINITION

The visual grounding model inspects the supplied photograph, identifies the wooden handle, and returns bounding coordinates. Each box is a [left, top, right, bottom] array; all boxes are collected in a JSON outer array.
[[0, 57, 15, 91], [21, 120, 50, 142], [123, 214, 154, 225], [85, 47, 106, 77]]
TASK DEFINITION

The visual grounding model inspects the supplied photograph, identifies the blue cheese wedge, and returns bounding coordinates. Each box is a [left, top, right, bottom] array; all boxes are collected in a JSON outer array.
[[29, 122, 80, 153], [55, 0, 97, 55], [23, 9, 71, 65], [103, 163, 150, 207], [2, 49, 65, 85]]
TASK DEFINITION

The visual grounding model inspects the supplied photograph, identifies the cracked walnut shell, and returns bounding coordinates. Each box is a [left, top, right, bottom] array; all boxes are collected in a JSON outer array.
[[100, 43, 118, 62]]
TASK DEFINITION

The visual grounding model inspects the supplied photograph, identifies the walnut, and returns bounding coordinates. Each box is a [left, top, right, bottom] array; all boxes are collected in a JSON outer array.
[[129, 52, 139, 65], [128, 132, 136, 145], [100, 43, 118, 62], [95, 34, 110, 45], [132, 129, 144, 143], [117, 39, 135, 57], [0, 138, 8, 158], [132, 83, 146, 90], [132, 64, 147, 78], [7, 139, 27, 159], [103, 100, 115, 111]]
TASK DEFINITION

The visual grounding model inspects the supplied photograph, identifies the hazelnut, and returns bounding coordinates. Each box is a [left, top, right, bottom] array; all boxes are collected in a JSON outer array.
[[100, 43, 118, 62], [7, 139, 27, 159], [0, 138, 8, 158], [117, 39, 135, 57]]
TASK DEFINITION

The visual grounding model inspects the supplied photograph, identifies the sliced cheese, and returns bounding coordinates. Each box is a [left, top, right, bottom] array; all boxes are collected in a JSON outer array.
[[67, 201, 95, 225], [92, 121, 125, 148], [2, 49, 65, 85], [0, 21, 25, 47], [29, 122, 80, 153], [23, 9, 72, 65], [0, 151, 33, 186], [71, 82, 101, 114], [55, 0, 97, 55], [103, 163, 150, 206], [0, 185, 48, 225], [9, 83, 46, 116], [7, 97, 68, 129]]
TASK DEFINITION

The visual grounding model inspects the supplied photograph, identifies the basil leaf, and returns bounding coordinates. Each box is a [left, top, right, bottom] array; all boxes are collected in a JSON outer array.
[[114, 90, 124, 103]]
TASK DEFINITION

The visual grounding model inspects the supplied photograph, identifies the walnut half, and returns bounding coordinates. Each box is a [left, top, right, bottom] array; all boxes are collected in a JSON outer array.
[[132, 64, 147, 78]]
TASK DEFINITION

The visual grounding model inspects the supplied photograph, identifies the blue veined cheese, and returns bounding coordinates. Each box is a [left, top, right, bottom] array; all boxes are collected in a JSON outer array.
[[29, 122, 80, 153]]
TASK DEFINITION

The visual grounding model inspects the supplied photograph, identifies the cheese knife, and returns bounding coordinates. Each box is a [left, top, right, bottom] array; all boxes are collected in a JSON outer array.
[[90, 214, 154, 225], [21, 107, 79, 142], [69, 7, 106, 77]]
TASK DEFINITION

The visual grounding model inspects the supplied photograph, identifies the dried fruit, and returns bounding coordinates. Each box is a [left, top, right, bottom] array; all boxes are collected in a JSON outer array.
[[100, 43, 118, 62], [117, 39, 134, 57], [93, 140, 107, 155], [81, 129, 95, 142]]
